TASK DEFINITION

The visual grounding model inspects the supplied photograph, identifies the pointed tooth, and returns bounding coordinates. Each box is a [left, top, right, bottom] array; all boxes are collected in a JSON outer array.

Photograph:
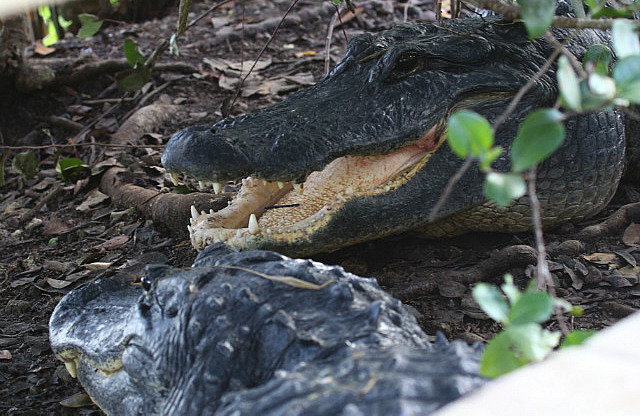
[[277, 181, 284, 189], [191, 205, 199, 221], [248, 214, 259, 235], [198, 180, 205, 190], [263, 179, 268, 186], [64, 360, 77, 378], [213, 182, 222, 195], [293, 183, 303, 194], [187, 225, 193, 234], [169, 172, 180, 186], [201, 210, 206, 217], [236, 229, 243, 238], [210, 209, 215, 215]]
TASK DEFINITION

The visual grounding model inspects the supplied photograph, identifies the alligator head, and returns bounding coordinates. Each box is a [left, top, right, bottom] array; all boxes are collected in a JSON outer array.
[[50, 244, 484, 414], [162, 18, 618, 256]]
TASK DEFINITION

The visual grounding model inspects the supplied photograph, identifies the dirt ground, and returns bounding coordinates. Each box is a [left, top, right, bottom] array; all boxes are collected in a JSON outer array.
[[1, 0, 639, 414]]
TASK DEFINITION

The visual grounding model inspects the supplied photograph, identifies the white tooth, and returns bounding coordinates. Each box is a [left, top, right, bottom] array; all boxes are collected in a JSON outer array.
[[277, 181, 284, 189], [213, 182, 222, 194], [187, 225, 193, 234], [236, 229, 243, 238], [64, 360, 77, 378], [263, 180, 268, 186], [198, 180, 205, 189], [241, 178, 248, 186], [248, 214, 259, 235], [201, 211, 206, 217], [169, 172, 180, 186], [191, 205, 199, 220], [293, 183, 303, 194], [210, 209, 215, 215]]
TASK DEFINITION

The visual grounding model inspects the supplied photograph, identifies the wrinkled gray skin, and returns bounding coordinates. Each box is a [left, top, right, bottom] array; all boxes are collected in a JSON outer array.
[[50, 244, 484, 415], [162, 11, 626, 256]]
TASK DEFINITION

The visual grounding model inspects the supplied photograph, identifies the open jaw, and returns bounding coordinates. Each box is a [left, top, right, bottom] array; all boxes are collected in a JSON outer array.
[[169, 122, 446, 255]]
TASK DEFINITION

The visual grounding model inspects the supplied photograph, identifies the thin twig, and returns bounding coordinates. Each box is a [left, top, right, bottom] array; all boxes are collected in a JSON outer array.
[[185, 0, 234, 30], [324, 7, 340, 76], [428, 156, 473, 221], [230, 0, 301, 109], [493, 33, 564, 132], [527, 167, 570, 335], [462, 0, 636, 30], [0, 142, 164, 151]]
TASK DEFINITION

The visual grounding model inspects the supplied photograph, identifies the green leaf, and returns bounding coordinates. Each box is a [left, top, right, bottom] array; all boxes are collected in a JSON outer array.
[[517, 0, 556, 39], [507, 324, 560, 362], [509, 291, 553, 325], [614, 56, 640, 104], [12, 151, 39, 180], [561, 330, 596, 347], [612, 20, 640, 59], [588, 72, 616, 100], [472, 283, 509, 323], [484, 172, 526, 207], [480, 330, 530, 378], [115, 67, 152, 92], [77, 14, 103, 38], [583, 44, 612, 75], [56, 157, 89, 181], [500, 274, 522, 306], [447, 110, 494, 159], [557, 56, 582, 110], [123, 39, 146, 68], [479, 146, 503, 171], [511, 108, 565, 173]]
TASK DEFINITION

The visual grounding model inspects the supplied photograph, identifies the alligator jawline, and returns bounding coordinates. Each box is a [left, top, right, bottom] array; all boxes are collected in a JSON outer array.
[[184, 124, 446, 251]]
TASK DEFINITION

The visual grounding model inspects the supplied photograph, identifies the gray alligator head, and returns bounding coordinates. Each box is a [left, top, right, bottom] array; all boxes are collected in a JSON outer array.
[[49, 244, 484, 415], [162, 17, 616, 256]]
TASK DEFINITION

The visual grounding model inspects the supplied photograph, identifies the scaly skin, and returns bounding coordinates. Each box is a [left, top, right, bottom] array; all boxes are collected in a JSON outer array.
[[50, 244, 485, 415], [162, 14, 624, 257]]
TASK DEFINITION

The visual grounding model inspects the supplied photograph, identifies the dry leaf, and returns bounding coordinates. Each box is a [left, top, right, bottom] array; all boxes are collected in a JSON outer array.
[[294, 51, 316, 58], [96, 235, 129, 250], [76, 189, 110, 213], [34, 40, 56, 56], [618, 265, 640, 283], [622, 223, 640, 246], [82, 262, 112, 271], [60, 392, 95, 408], [47, 278, 73, 289], [583, 252, 618, 265]]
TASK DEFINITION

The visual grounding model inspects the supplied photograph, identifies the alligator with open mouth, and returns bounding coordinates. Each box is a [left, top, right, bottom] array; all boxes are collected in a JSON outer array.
[[162, 12, 626, 257], [49, 244, 485, 415]]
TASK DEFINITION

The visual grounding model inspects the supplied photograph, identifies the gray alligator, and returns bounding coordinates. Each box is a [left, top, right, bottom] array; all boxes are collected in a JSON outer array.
[[162, 9, 627, 257], [49, 243, 485, 415]]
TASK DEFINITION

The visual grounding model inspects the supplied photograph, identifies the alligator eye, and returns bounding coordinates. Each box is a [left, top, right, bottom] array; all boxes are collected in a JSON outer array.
[[141, 276, 152, 291], [390, 51, 420, 80]]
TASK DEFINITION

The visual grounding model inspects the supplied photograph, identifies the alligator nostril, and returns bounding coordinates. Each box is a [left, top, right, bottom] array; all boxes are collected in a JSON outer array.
[[209, 127, 217, 134]]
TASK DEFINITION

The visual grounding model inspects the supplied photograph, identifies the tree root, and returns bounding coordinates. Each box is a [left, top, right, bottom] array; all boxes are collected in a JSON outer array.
[[576, 202, 640, 240], [100, 167, 231, 237]]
